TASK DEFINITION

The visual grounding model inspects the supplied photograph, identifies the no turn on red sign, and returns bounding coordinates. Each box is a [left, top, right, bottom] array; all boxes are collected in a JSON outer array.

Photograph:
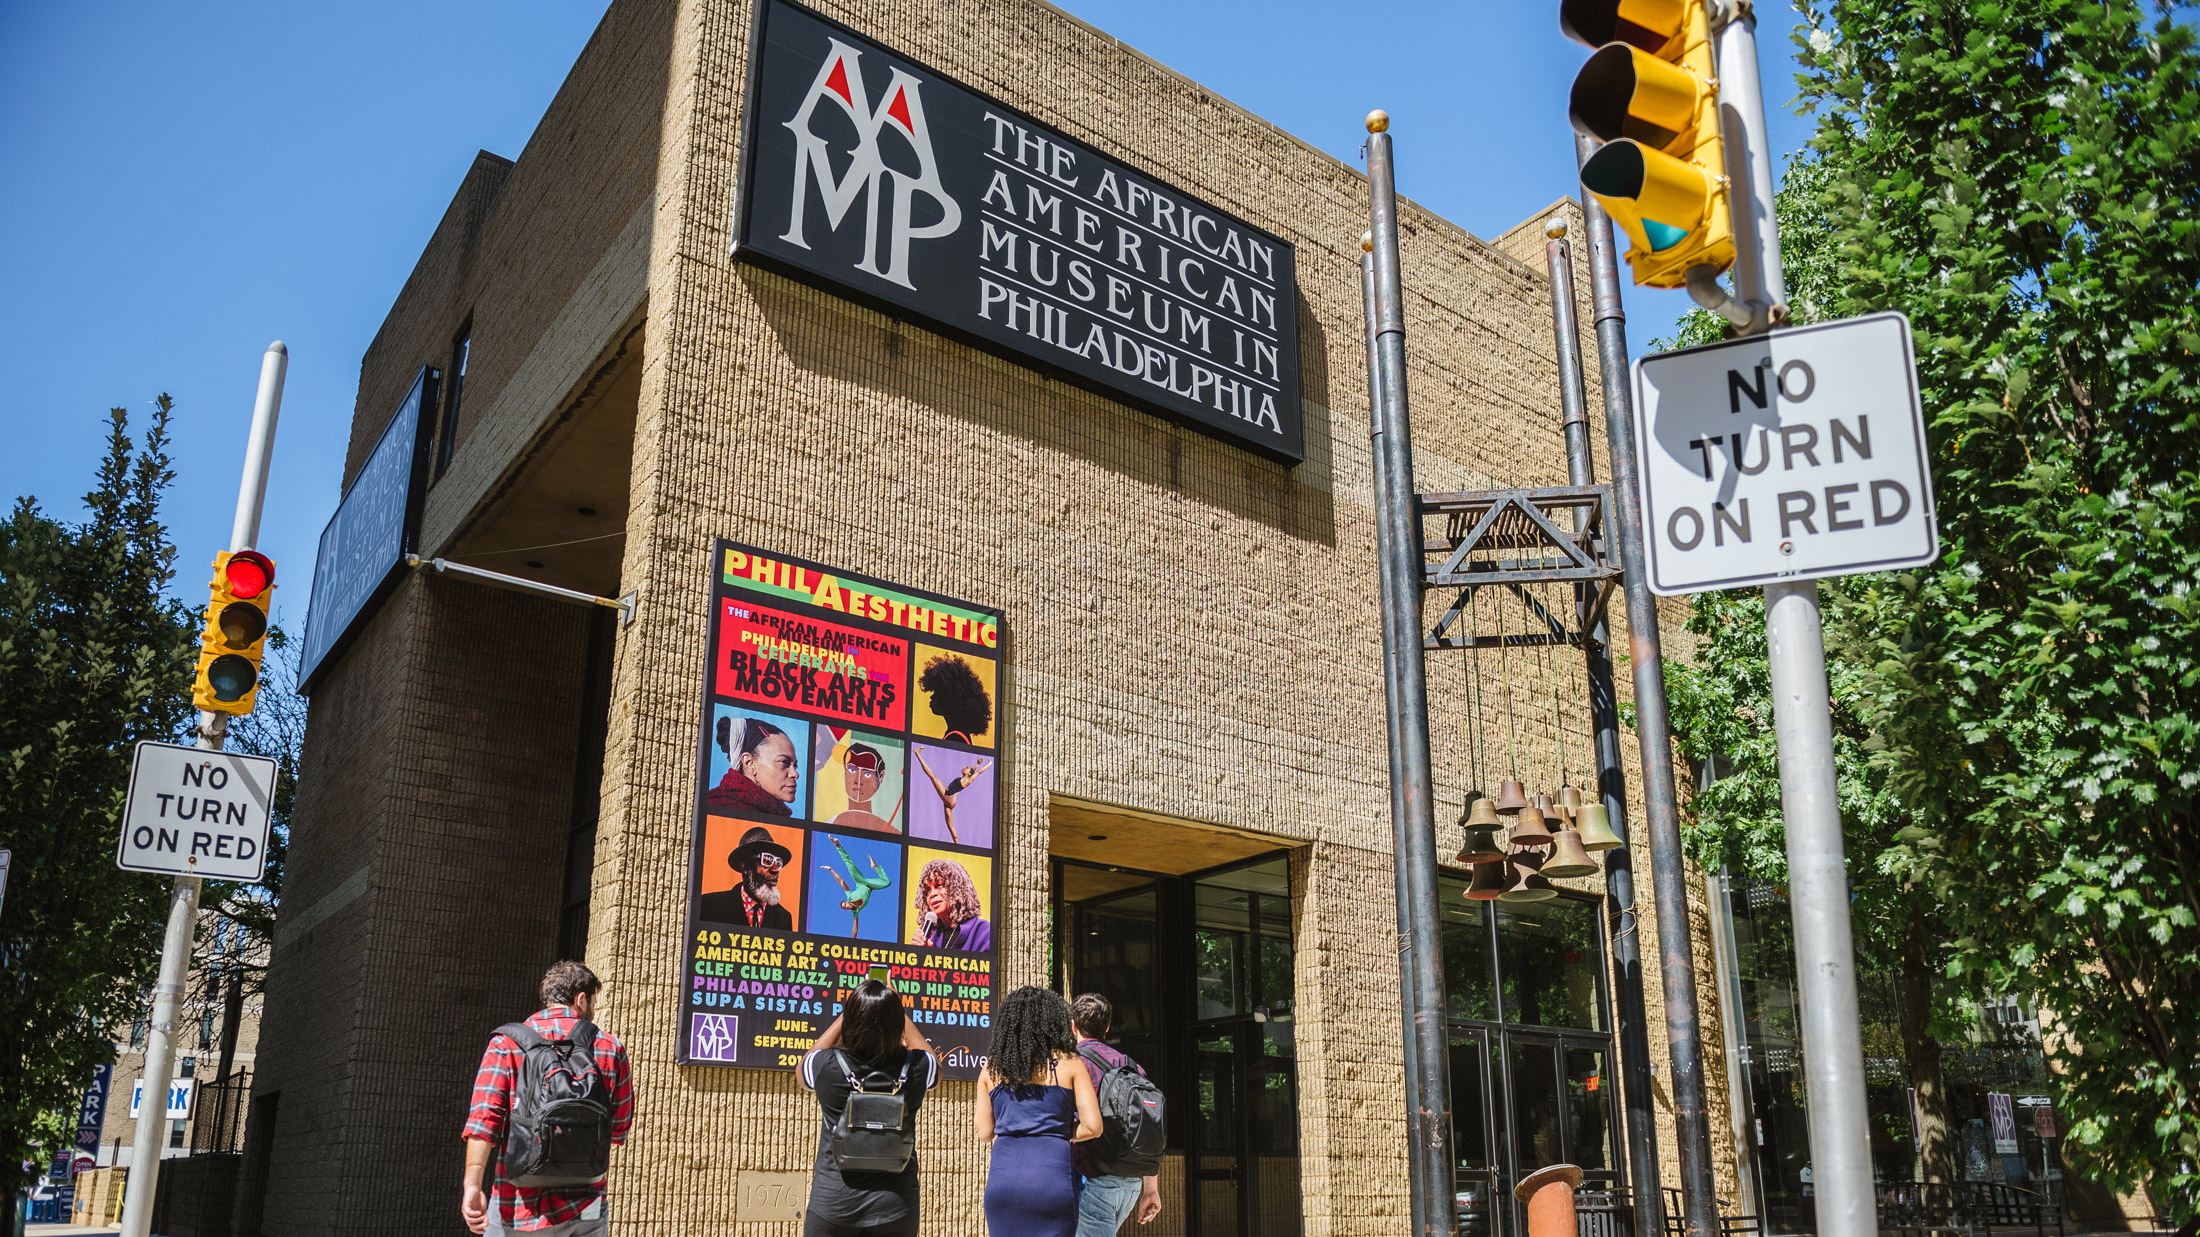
[[1631, 312, 1940, 595], [116, 740, 277, 881]]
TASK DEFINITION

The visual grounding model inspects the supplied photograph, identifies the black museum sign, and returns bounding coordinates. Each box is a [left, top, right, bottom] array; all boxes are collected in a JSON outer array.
[[733, 0, 1304, 463]]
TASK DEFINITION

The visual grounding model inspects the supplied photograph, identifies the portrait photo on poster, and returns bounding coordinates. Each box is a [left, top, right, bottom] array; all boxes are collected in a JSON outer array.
[[807, 830, 905, 943], [696, 818, 806, 930], [705, 704, 812, 822], [812, 726, 907, 834], [908, 848, 993, 953], [911, 644, 995, 749], [908, 742, 994, 848]]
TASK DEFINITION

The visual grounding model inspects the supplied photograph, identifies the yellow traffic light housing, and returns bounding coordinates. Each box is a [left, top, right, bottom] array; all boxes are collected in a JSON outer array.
[[193, 550, 275, 714], [1563, 0, 1735, 288]]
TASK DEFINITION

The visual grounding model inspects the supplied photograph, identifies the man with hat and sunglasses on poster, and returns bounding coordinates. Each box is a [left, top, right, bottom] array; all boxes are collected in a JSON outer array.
[[699, 826, 794, 928]]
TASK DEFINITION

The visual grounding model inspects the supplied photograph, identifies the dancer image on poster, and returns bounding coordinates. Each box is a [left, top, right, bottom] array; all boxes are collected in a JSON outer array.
[[706, 716, 801, 817], [832, 744, 903, 833], [697, 827, 795, 929], [912, 749, 991, 845], [918, 654, 992, 744], [821, 836, 894, 938], [913, 858, 992, 952]]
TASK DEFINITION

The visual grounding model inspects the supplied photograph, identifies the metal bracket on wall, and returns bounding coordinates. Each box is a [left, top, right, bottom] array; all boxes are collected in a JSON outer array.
[[1417, 484, 1617, 650], [406, 555, 638, 628]]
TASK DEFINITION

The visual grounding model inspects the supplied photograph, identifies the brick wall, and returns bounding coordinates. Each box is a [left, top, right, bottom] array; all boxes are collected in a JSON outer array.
[[246, 575, 591, 1235]]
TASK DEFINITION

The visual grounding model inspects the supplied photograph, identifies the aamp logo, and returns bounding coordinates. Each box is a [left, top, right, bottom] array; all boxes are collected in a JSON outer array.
[[781, 39, 962, 289]]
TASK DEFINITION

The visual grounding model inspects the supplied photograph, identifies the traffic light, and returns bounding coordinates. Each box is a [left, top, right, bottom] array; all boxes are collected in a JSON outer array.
[[192, 550, 275, 714], [1563, 0, 1735, 288]]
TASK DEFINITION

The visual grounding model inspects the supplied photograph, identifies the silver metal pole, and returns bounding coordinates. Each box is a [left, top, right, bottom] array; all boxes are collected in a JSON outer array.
[[1547, 215, 1666, 1237], [1573, 131, 1721, 1237], [1713, 15, 1877, 1233], [230, 342, 288, 553], [119, 343, 286, 1237], [1764, 581, 1874, 1236], [1364, 111, 1459, 1237], [116, 878, 200, 1237], [1366, 242, 1429, 1237], [1713, 8, 1785, 317]]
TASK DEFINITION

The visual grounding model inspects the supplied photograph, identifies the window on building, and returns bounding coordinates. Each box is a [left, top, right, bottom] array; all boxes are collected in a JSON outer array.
[[200, 1010, 217, 1050], [170, 1119, 187, 1149], [179, 1056, 195, 1078], [434, 324, 470, 479], [131, 1014, 147, 1048], [1494, 897, 1606, 1032]]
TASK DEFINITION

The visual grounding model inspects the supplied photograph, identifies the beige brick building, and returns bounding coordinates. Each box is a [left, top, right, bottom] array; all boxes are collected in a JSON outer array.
[[242, 1, 1750, 1234]]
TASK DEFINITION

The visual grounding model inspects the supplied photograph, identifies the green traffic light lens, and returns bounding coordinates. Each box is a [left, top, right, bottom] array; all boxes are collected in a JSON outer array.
[[206, 654, 258, 703]]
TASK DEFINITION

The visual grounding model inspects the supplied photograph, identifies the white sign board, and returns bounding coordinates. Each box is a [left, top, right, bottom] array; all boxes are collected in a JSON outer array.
[[1631, 312, 1938, 595], [129, 1078, 193, 1119], [116, 741, 277, 881]]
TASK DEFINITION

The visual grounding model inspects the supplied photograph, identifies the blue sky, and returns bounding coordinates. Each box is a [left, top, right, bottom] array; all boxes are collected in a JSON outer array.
[[0, 1, 1815, 617]]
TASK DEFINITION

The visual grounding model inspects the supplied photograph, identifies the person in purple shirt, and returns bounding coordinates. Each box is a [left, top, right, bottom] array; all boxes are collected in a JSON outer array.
[[912, 859, 992, 952], [1070, 994, 1162, 1235]]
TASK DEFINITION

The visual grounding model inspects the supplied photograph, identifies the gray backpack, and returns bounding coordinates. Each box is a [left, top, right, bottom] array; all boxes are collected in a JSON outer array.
[[1079, 1044, 1167, 1177]]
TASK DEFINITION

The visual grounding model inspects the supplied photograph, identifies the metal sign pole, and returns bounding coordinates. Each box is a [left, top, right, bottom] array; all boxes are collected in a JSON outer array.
[[1544, 219, 1665, 1237], [1364, 112, 1459, 1237], [118, 342, 285, 1237], [1572, 133, 1723, 1237], [1365, 243, 1429, 1237], [1713, 10, 1877, 1230]]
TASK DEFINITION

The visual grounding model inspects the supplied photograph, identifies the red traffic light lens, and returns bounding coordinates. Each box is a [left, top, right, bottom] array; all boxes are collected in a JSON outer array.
[[222, 551, 274, 600], [206, 654, 259, 703]]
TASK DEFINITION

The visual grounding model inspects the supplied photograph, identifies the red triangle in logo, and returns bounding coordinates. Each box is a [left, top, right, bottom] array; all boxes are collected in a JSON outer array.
[[824, 58, 853, 105], [886, 85, 915, 133]]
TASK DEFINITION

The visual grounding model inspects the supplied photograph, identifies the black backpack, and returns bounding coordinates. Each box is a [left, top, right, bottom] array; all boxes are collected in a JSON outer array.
[[1078, 1043, 1167, 1177], [829, 1049, 920, 1174], [494, 1021, 613, 1188]]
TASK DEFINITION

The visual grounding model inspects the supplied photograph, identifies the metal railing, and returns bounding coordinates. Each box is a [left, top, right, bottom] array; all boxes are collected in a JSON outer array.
[[188, 1069, 251, 1155]]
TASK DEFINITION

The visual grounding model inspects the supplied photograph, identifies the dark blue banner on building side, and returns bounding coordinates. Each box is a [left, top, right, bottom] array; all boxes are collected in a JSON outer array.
[[299, 368, 438, 691], [733, 0, 1303, 462]]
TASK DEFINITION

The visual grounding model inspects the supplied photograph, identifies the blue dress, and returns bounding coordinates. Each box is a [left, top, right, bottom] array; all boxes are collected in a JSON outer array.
[[984, 1079, 1080, 1235]]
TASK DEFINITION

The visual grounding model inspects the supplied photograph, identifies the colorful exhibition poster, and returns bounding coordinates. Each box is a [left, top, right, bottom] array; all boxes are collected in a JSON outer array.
[[682, 540, 1001, 1078]]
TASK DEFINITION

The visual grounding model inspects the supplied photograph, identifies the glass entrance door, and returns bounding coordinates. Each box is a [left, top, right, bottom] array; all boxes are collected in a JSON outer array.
[[1503, 1034, 1617, 1232], [1058, 854, 1300, 1237]]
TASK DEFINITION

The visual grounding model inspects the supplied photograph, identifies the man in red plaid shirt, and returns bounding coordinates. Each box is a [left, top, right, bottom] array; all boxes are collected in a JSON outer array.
[[462, 961, 634, 1235]]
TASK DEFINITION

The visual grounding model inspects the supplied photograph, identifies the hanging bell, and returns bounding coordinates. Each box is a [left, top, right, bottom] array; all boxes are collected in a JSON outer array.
[[1507, 803, 1555, 848], [1541, 824, 1600, 878], [1465, 797, 1503, 830], [1465, 859, 1508, 900], [1492, 780, 1530, 815], [1532, 791, 1559, 820], [1498, 850, 1558, 902], [1559, 785, 1584, 813], [1573, 802, 1625, 851], [1456, 820, 1508, 866]]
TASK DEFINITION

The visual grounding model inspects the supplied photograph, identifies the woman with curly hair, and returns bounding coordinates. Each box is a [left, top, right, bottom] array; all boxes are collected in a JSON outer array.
[[974, 986, 1102, 1236], [918, 654, 992, 744], [911, 859, 992, 952]]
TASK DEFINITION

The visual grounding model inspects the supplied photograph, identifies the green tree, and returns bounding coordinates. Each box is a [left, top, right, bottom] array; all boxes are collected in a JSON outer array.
[[0, 398, 197, 1188], [1795, 0, 2200, 1212], [1660, 152, 1978, 1180]]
